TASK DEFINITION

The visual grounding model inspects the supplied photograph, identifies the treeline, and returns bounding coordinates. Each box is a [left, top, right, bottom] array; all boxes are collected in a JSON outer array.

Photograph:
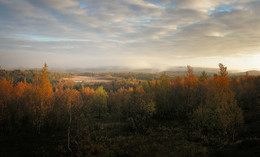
[[0, 68, 69, 84], [0, 63, 259, 156]]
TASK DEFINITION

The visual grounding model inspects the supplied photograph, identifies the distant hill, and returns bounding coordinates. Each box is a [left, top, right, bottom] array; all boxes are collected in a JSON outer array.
[[50, 66, 260, 76], [162, 70, 260, 77], [230, 70, 260, 76], [51, 66, 162, 73], [161, 71, 216, 76], [160, 67, 219, 76]]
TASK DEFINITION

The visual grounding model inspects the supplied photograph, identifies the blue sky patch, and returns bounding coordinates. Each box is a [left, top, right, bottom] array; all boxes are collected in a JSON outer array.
[[79, 1, 88, 8], [15, 34, 91, 42], [15, 34, 56, 41], [145, 0, 165, 8], [145, 0, 175, 9], [208, 4, 237, 14], [140, 19, 150, 24], [51, 13, 61, 18], [139, 17, 158, 24]]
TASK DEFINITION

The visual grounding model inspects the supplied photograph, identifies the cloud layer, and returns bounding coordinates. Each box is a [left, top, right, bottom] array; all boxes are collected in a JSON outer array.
[[0, 0, 259, 70]]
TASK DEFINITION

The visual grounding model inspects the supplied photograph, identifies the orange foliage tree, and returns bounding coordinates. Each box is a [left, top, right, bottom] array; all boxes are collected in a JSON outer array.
[[191, 64, 244, 143]]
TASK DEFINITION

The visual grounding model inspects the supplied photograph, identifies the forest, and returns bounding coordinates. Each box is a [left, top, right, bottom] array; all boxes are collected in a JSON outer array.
[[0, 63, 259, 157]]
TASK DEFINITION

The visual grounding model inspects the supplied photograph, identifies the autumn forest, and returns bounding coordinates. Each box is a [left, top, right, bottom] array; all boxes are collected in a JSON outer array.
[[0, 63, 259, 156]]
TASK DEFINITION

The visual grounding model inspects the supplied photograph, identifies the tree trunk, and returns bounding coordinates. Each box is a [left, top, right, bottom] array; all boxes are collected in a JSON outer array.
[[68, 100, 72, 154]]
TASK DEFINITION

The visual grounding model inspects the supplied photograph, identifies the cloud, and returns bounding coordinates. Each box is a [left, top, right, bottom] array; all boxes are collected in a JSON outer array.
[[0, 0, 259, 70]]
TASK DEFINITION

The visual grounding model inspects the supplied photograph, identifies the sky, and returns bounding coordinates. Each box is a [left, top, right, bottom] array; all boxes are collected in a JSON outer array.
[[0, 0, 260, 71]]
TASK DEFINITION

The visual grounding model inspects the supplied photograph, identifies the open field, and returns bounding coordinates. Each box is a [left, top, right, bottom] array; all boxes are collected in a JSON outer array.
[[62, 76, 112, 83]]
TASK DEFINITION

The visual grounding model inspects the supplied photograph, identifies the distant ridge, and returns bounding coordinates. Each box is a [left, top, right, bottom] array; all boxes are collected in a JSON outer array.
[[231, 70, 260, 76], [49, 66, 260, 76]]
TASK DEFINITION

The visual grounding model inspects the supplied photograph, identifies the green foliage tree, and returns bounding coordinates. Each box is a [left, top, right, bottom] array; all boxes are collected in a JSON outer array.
[[127, 86, 155, 133], [80, 86, 95, 118], [200, 71, 209, 81], [92, 86, 108, 119], [155, 73, 171, 119], [218, 63, 228, 77]]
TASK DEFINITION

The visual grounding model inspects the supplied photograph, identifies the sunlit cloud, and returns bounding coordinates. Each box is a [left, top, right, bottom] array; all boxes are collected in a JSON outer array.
[[0, 0, 259, 70]]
